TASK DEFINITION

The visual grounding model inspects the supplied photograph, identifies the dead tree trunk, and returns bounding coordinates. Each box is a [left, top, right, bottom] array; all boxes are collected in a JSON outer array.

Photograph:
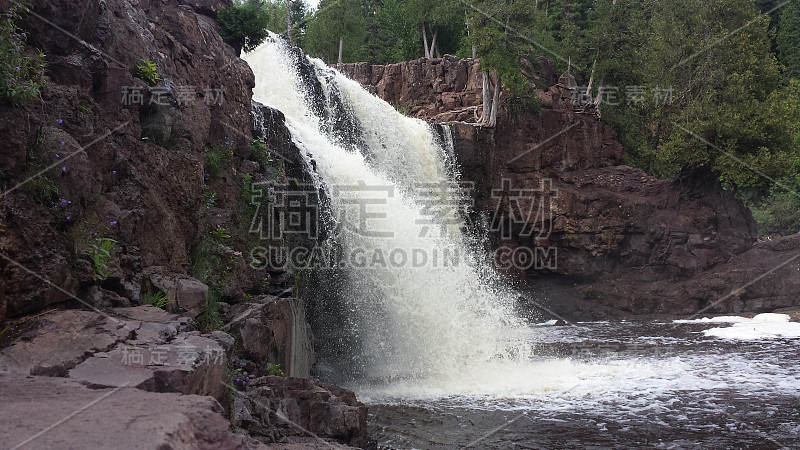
[[480, 71, 491, 124], [338, 35, 344, 64], [428, 29, 438, 59], [422, 24, 430, 59], [585, 52, 598, 99], [488, 73, 501, 127]]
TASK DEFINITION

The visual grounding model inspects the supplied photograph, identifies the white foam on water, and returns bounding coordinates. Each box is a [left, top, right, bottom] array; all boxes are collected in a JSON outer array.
[[704, 320, 800, 340], [673, 316, 754, 323], [534, 319, 559, 326], [674, 313, 800, 340]]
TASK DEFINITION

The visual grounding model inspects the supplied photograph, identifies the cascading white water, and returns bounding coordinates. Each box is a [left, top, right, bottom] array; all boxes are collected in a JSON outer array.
[[244, 36, 530, 385]]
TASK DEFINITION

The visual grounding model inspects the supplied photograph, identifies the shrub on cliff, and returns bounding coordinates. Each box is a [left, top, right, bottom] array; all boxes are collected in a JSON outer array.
[[750, 180, 800, 237], [217, 0, 270, 55], [1, 1, 47, 106]]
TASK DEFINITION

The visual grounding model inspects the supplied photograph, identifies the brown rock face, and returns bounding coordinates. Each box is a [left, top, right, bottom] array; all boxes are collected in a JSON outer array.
[[340, 56, 486, 123], [341, 57, 799, 316], [0, 0, 255, 322]]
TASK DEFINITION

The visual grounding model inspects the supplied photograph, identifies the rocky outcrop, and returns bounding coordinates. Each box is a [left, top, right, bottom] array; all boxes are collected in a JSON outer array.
[[0, 375, 264, 450], [0, 306, 368, 448], [231, 376, 367, 447], [226, 295, 315, 378], [343, 57, 799, 316], [0, 0, 261, 322], [340, 56, 486, 123], [0, 0, 369, 445]]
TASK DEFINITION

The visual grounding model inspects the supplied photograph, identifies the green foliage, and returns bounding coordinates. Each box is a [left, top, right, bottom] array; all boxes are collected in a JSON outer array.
[[776, 0, 800, 80], [212, 225, 232, 240], [88, 237, 118, 280], [22, 140, 59, 205], [240, 173, 258, 229], [303, 0, 365, 63], [267, 363, 285, 377], [249, 137, 274, 168], [190, 226, 242, 331], [204, 142, 233, 178], [465, 0, 554, 95], [751, 186, 800, 237], [1, 1, 47, 106], [135, 59, 161, 86], [217, 0, 271, 54], [144, 290, 171, 309], [290, 0, 800, 215], [195, 290, 223, 332], [363, 0, 419, 63]]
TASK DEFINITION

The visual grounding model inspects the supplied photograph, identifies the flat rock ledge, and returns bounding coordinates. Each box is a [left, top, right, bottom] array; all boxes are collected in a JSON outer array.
[[0, 306, 368, 448]]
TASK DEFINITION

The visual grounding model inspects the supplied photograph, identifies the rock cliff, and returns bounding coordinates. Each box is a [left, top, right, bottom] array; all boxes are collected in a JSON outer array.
[[0, 0, 367, 446]]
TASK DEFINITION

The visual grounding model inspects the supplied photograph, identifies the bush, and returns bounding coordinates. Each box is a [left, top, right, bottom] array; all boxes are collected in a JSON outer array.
[[1, 1, 47, 106], [88, 237, 118, 280], [249, 137, 273, 169], [751, 183, 800, 237], [204, 143, 232, 178], [217, 0, 270, 54], [135, 59, 161, 86], [144, 290, 171, 309]]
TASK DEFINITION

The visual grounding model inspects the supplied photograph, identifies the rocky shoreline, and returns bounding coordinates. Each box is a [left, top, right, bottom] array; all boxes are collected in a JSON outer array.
[[0, 303, 368, 448]]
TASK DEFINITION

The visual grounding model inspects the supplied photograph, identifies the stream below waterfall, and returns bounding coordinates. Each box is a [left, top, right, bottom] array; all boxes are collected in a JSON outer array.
[[362, 318, 800, 448]]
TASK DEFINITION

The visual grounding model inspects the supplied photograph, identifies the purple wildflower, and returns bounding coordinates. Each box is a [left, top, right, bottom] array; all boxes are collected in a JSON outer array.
[[61, 166, 66, 172], [60, 141, 65, 145], [55, 154, 60, 158], [112, 170, 117, 174], [66, 216, 71, 221], [57, 119, 63, 124], [109, 221, 117, 226], [59, 198, 68, 206]]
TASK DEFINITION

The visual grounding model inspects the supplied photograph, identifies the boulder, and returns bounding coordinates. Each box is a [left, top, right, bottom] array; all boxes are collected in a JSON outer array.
[[232, 376, 368, 448], [226, 296, 314, 378], [145, 269, 210, 317]]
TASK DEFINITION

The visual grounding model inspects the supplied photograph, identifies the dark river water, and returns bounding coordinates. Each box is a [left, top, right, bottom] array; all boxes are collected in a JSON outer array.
[[351, 318, 800, 449]]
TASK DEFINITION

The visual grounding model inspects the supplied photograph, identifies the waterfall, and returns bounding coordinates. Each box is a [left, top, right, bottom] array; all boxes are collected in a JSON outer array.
[[243, 36, 529, 386]]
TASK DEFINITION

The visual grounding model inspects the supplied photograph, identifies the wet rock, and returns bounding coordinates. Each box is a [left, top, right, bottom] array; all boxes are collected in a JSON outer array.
[[0, 0, 255, 323], [343, 56, 789, 316]]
